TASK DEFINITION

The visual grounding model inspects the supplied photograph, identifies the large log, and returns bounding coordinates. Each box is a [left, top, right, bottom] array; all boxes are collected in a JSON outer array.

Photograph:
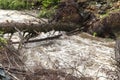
[[0, 21, 81, 34], [0, 9, 119, 40]]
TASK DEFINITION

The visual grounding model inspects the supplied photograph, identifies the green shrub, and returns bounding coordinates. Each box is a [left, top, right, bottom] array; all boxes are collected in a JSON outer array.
[[0, 0, 60, 18], [42, 0, 60, 8], [0, 0, 30, 10], [0, 0, 60, 10], [9, 0, 26, 10], [38, 0, 60, 18], [38, 6, 57, 18]]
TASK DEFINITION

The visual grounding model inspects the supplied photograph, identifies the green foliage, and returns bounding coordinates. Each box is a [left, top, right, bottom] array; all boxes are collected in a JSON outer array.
[[0, 0, 9, 9], [9, 0, 26, 10], [0, 0, 60, 10], [42, 0, 60, 8], [100, 8, 120, 19], [0, 31, 7, 46], [0, 0, 30, 10], [0, 0, 60, 17], [0, 37, 7, 44], [93, 32, 97, 37], [38, 0, 60, 18], [100, 13, 109, 19], [38, 6, 57, 18]]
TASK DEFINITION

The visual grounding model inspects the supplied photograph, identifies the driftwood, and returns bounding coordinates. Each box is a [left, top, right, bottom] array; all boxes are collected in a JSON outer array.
[[12, 34, 62, 44]]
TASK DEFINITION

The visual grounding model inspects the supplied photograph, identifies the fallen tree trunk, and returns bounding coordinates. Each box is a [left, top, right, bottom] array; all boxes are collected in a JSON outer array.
[[0, 22, 81, 34], [0, 10, 120, 40]]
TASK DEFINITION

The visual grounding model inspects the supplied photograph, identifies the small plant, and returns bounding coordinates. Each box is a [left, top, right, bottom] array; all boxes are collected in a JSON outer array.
[[93, 32, 97, 37], [42, 0, 60, 8], [0, 31, 7, 48]]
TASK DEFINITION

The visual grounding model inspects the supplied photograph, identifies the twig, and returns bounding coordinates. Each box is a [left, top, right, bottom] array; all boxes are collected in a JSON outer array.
[[7, 71, 20, 80], [12, 27, 83, 44], [4, 51, 12, 67], [12, 33, 62, 44], [14, 27, 26, 50], [46, 54, 85, 77], [2, 43, 33, 73]]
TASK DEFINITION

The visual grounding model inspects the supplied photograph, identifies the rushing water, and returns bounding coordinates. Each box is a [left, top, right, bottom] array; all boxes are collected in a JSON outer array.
[[1, 10, 117, 80], [10, 31, 116, 80]]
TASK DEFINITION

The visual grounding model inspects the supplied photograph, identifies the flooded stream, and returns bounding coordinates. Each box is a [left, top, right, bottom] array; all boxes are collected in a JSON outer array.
[[1, 10, 118, 80], [20, 32, 116, 80]]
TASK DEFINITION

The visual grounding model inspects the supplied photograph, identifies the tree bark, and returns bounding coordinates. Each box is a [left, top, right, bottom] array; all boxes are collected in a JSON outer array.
[[0, 22, 81, 34]]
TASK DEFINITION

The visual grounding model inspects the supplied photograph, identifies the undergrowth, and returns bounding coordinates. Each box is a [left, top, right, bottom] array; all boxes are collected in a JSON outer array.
[[38, 0, 60, 18], [100, 9, 120, 19], [0, 0, 30, 10], [0, 0, 60, 18], [38, 6, 57, 18]]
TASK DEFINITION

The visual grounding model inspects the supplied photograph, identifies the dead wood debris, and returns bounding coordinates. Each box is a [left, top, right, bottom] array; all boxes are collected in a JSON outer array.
[[0, 0, 119, 40], [0, 40, 94, 80]]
